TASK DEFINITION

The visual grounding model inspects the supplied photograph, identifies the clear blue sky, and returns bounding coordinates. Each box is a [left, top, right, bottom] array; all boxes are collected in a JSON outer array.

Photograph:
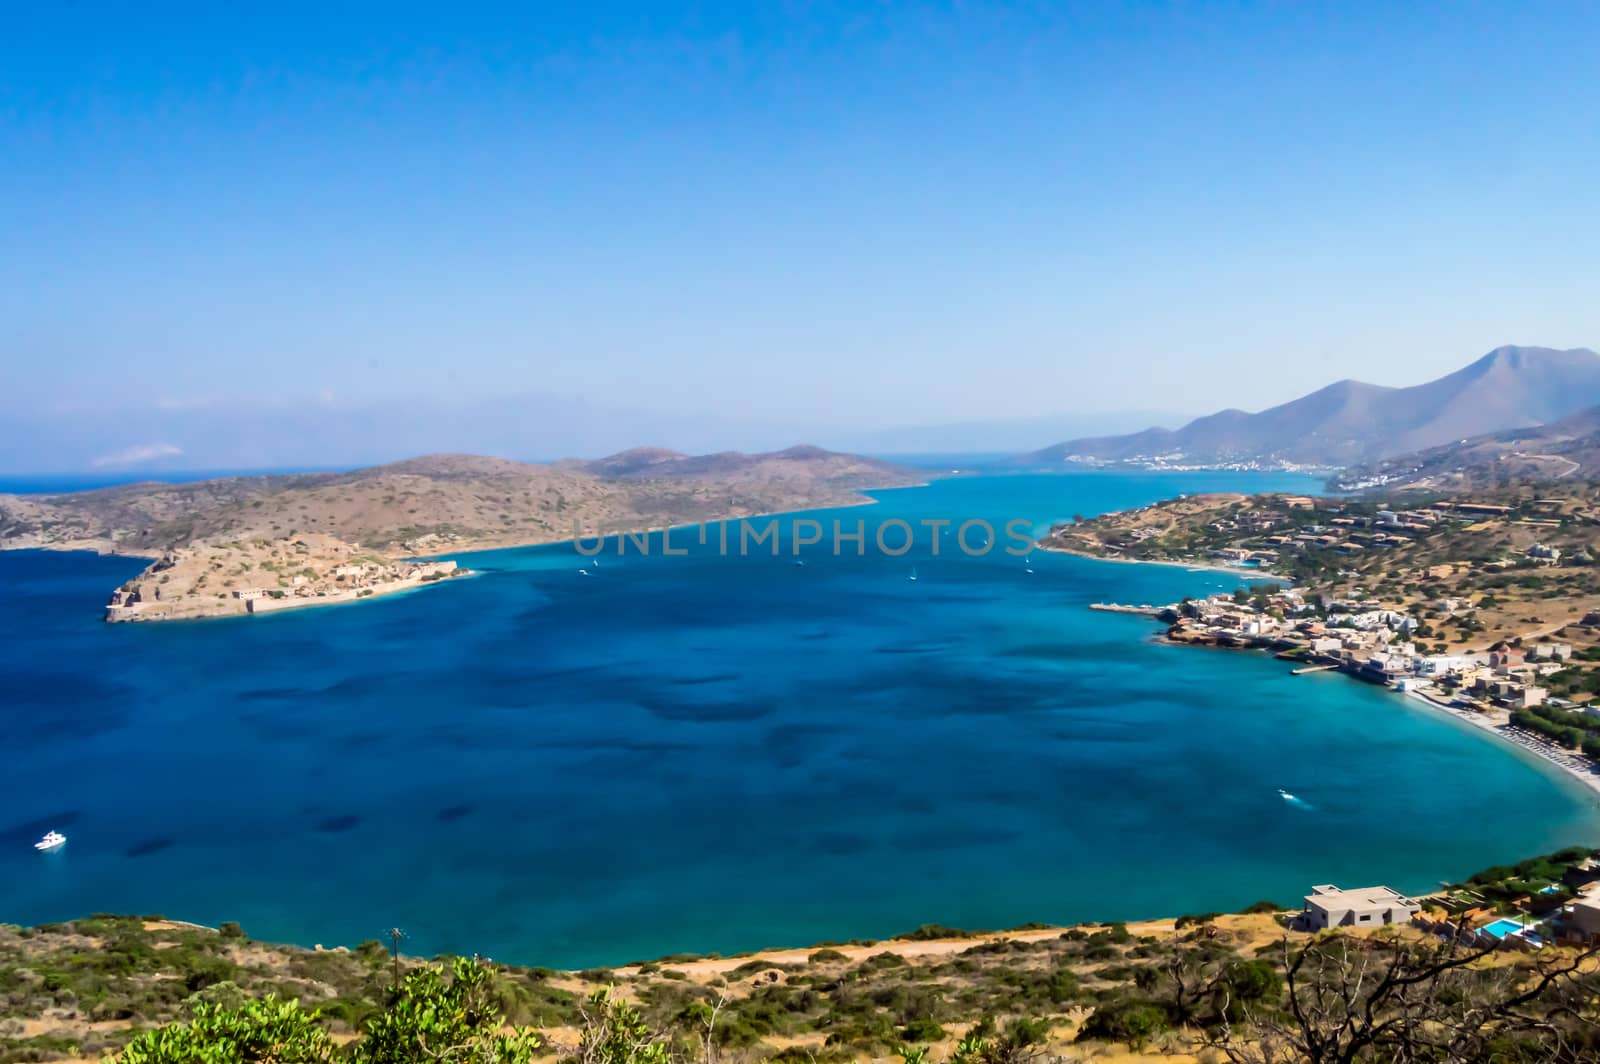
[[4, 1, 1599, 430]]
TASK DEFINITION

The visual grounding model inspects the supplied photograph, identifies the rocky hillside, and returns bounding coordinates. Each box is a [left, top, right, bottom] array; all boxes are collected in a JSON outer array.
[[0, 447, 921, 560], [10, 845, 1600, 1064], [1334, 405, 1600, 493], [1031, 345, 1600, 470]]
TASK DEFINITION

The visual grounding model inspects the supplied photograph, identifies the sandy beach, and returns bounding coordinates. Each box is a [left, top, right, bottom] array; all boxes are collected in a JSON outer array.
[[1037, 541, 1289, 581], [1401, 686, 1600, 800]]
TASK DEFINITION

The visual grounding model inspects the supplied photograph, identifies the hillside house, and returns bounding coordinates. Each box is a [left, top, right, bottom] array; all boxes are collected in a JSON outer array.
[[1303, 885, 1420, 930]]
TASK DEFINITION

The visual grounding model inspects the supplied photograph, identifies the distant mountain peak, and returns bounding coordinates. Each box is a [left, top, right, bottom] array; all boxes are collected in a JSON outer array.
[[1028, 344, 1600, 470], [600, 446, 688, 462], [364, 454, 540, 477], [1468, 344, 1599, 371], [565, 444, 917, 482]]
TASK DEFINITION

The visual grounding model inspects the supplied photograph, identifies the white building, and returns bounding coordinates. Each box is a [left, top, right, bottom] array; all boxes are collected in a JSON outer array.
[[1302, 885, 1421, 930]]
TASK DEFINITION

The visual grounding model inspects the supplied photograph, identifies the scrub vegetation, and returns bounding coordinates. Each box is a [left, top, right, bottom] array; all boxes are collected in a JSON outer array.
[[5, 850, 1600, 1063]]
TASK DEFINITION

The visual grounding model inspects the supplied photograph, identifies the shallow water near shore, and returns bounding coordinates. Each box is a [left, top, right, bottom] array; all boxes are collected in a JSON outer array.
[[2, 471, 1596, 967]]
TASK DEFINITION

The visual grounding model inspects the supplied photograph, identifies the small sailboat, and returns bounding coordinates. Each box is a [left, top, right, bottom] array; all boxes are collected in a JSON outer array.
[[908, 566, 918, 582], [34, 831, 66, 852], [1277, 788, 1297, 802], [577, 568, 590, 576]]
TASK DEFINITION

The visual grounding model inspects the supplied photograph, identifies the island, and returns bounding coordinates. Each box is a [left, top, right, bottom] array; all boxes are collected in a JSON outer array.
[[101, 534, 467, 622], [0, 447, 921, 622]]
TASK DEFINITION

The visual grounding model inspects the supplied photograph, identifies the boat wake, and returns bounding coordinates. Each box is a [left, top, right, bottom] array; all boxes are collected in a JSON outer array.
[[1278, 788, 1314, 810]]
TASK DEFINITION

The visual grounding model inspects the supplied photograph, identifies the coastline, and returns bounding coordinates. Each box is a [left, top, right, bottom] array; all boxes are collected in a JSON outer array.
[[1104, 585, 1600, 809], [421, 492, 900, 567], [0, 538, 161, 560], [50, 487, 909, 625], [1038, 540, 1287, 581], [1399, 686, 1600, 802], [1046, 524, 1600, 809], [111, 568, 477, 624]]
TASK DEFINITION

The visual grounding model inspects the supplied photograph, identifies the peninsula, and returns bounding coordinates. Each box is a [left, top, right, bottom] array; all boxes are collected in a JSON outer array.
[[0, 446, 921, 621], [1044, 484, 1600, 791]]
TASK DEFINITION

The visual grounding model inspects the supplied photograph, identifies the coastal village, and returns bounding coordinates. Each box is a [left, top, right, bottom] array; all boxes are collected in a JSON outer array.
[[102, 532, 465, 622], [1046, 487, 1600, 793]]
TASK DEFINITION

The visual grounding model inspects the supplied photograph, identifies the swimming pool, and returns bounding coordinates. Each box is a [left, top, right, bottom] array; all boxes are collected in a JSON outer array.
[[1480, 918, 1529, 939]]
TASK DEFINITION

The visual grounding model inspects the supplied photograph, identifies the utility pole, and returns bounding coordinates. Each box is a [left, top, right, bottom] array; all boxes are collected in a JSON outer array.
[[387, 927, 406, 990]]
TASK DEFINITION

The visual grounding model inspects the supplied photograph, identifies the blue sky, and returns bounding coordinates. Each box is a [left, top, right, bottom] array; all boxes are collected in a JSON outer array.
[[3, 1, 1599, 435]]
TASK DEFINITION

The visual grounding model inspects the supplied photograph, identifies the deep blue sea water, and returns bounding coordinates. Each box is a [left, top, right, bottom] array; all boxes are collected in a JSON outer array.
[[2, 471, 1596, 967]]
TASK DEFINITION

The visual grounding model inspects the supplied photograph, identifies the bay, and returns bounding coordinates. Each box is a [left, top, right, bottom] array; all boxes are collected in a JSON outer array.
[[1, 470, 1594, 967]]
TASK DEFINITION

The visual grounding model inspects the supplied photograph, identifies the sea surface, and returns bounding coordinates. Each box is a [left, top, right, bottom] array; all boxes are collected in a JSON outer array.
[[2, 471, 1596, 967]]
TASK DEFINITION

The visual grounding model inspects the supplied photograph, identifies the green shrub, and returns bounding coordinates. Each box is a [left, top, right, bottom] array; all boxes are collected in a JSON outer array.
[[859, 952, 908, 971], [1076, 997, 1167, 1047], [1238, 900, 1283, 914]]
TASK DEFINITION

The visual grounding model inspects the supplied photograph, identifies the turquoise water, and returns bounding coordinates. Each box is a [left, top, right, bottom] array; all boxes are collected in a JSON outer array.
[[2, 471, 1596, 967]]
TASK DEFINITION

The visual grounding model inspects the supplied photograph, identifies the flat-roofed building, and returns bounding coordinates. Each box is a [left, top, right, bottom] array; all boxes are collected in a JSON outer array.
[[1302, 884, 1420, 930], [1561, 892, 1600, 944]]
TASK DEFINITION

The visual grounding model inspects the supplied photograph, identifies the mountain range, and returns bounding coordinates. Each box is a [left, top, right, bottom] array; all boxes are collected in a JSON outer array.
[[1028, 345, 1600, 470], [0, 395, 1181, 475]]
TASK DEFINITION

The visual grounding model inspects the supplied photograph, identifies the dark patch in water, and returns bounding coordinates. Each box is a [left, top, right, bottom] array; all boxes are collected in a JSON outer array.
[[797, 630, 833, 641], [525, 663, 630, 682], [874, 641, 954, 656], [237, 710, 324, 740], [436, 803, 475, 822], [537, 736, 700, 758], [2, 673, 133, 744], [814, 832, 871, 856], [669, 673, 740, 686], [1047, 721, 1147, 743], [762, 724, 832, 768], [891, 825, 1022, 852], [541, 736, 695, 754], [427, 725, 516, 751], [639, 697, 776, 723], [126, 837, 173, 858], [334, 731, 386, 752], [237, 686, 308, 701], [319, 676, 380, 697], [0, 811, 82, 845], [972, 785, 1033, 806], [316, 815, 362, 833], [997, 643, 1075, 660]]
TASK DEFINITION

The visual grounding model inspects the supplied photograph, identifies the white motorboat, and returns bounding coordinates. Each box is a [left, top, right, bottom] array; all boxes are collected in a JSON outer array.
[[34, 831, 66, 852]]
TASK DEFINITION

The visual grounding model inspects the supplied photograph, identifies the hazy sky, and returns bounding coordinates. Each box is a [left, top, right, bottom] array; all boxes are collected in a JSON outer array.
[[4, 1, 1599, 430]]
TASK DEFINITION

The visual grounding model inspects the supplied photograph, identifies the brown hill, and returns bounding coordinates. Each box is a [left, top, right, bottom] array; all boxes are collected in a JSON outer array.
[[1334, 404, 1600, 493], [0, 446, 924, 559]]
